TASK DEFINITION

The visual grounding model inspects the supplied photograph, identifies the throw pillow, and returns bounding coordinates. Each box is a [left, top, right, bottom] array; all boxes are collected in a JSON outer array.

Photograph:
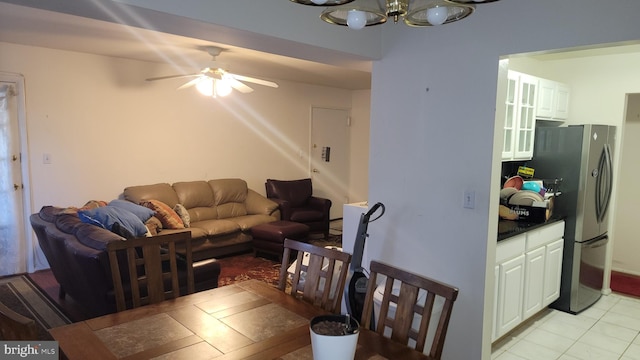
[[77, 206, 148, 237], [141, 199, 185, 229], [108, 199, 155, 223], [145, 216, 162, 235], [173, 204, 191, 228]]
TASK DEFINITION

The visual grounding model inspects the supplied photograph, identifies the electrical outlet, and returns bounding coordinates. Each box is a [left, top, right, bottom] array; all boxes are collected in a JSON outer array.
[[463, 190, 475, 209]]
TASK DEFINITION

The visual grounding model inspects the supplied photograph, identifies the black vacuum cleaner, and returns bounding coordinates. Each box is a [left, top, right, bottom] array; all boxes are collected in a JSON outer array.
[[344, 202, 385, 323]]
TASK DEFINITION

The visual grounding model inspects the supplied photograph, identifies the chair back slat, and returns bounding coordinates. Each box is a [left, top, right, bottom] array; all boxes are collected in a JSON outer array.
[[361, 260, 459, 360], [107, 231, 194, 312], [278, 239, 351, 313]]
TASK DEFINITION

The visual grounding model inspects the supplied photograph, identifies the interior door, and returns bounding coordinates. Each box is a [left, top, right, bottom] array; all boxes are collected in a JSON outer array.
[[310, 107, 350, 220]]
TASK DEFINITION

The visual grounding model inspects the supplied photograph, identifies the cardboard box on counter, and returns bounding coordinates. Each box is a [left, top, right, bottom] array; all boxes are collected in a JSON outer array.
[[503, 197, 554, 223]]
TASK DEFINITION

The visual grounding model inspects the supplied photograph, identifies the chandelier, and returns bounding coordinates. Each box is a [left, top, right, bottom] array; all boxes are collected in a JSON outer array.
[[291, 0, 500, 29]]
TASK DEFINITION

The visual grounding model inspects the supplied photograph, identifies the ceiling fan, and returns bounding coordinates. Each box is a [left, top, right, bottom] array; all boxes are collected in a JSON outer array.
[[146, 46, 279, 97]]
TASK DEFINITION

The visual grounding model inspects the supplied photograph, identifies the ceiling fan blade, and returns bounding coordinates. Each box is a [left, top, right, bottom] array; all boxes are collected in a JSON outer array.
[[146, 73, 199, 82], [177, 77, 203, 90], [228, 73, 279, 88], [226, 77, 254, 93]]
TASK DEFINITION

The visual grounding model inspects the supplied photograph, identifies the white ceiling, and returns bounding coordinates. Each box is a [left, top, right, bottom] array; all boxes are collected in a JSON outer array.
[[0, 2, 372, 90]]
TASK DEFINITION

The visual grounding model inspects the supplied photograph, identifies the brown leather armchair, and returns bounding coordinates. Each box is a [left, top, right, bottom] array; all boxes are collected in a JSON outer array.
[[265, 178, 332, 238]]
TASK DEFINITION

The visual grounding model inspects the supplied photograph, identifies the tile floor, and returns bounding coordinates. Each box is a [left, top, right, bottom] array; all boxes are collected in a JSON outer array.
[[492, 293, 640, 360]]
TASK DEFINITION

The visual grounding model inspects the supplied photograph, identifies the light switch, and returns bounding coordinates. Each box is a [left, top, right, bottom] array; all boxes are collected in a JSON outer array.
[[463, 190, 475, 209]]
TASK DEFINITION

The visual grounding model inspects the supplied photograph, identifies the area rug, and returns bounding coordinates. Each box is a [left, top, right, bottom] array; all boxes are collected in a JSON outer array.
[[0, 275, 71, 340], [216, 234, 342, 287], [611, 271, 640, 298]]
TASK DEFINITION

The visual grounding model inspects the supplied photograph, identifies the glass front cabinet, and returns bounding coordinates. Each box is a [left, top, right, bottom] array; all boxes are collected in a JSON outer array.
[[502, 71, 538, 161]]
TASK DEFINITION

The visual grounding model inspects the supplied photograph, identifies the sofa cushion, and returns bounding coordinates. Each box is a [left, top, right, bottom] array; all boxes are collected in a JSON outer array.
[[72, 222, 125, 251], [141, 199, 185, 229], [209, 179, 248, 205], [217, 203, 248, 219], [78, 206, 149, 237], [173, 204, 191, 228], [108, 199, 155, 222], [173, 181, 215, 209], [124, 183, 180, 208], [55, 213, 83, 234], [232, 214, 278, 231], [189, 219, 241, 236], [209, 179, 248, 219], [39, 206, 65, 223]]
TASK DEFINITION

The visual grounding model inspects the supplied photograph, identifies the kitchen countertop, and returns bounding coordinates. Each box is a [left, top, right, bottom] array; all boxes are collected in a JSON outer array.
[[498, 217, 564, 241]]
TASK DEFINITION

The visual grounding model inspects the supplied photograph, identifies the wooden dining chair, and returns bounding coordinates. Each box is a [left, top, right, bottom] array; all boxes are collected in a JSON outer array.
[[360, 260, 459, 360], [107, 231, 195, 312], [278, 239, 351, 313], [0, 301, 38, 340]]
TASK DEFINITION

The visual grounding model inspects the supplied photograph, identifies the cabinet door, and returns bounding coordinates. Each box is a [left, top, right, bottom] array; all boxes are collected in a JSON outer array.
[[513, 74, 537, 160], [523, 247, 545, 320], [536, 78, 555, 119], [554, 84, 570, 120], [543, 238, 564, 306], [496, 254, 525, 338], [502, 71, 520, 160]]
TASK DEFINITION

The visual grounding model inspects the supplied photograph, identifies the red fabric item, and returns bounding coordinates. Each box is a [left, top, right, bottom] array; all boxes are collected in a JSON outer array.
[[611, 271, 640, 298]]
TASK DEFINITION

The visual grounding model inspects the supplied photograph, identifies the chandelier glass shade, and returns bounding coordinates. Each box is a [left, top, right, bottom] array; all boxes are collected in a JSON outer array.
[[292, 0, 498, 29]]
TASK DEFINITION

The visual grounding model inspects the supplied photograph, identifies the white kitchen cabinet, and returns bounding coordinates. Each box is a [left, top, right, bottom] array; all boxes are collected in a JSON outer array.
[[543, 238, 564, 306], [493, 220, 565, 342], [523, 246, 545, 319], [502, 71, 538, 161], [537, 78, 570, 121], [494, 233, 525, 339], [496, 253, 525, 337]]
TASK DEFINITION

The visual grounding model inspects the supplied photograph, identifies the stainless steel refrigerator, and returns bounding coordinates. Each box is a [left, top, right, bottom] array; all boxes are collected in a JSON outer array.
[[528, 124, 615, 314]]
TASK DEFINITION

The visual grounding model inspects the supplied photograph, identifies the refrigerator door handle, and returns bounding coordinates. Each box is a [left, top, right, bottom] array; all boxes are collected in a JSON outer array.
[[596, 144, 613, 223], [602, 144, 613, 220]]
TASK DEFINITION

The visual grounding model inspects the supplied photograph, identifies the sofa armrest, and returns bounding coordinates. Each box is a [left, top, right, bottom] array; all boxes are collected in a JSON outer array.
[[270, 198, 293, 220], [309, 196, 332, 212], [245, 189, 279, 216]]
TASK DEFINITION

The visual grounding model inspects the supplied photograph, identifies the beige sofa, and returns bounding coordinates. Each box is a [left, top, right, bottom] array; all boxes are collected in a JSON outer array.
[[124, 178, 280, 260]]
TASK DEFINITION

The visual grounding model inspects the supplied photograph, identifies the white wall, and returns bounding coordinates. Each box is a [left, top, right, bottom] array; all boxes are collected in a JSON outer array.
[[0, 41, 369, 211], [367, 1, 640, 359], [348, 89, 370, 204]]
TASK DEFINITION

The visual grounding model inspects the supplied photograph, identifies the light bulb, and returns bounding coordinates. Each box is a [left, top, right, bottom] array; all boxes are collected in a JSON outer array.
[[347, 10, 366, 30], [196, 77, 213, 96], [215, 79, 232, 97], [426, 6, 448, 25], [311, 0, 328, 4]]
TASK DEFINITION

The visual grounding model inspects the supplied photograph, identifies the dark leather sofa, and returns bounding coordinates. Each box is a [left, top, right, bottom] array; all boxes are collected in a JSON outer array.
[[30, 206, 220, 318]]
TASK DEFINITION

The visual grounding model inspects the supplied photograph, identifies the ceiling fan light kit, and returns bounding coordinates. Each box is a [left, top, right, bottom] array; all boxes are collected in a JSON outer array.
[[146, 46, 278, 98], [292, 0, 499, 29]]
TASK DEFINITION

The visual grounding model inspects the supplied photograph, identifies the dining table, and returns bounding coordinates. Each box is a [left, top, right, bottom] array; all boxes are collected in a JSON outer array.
[[49, 279, 430, 359]]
